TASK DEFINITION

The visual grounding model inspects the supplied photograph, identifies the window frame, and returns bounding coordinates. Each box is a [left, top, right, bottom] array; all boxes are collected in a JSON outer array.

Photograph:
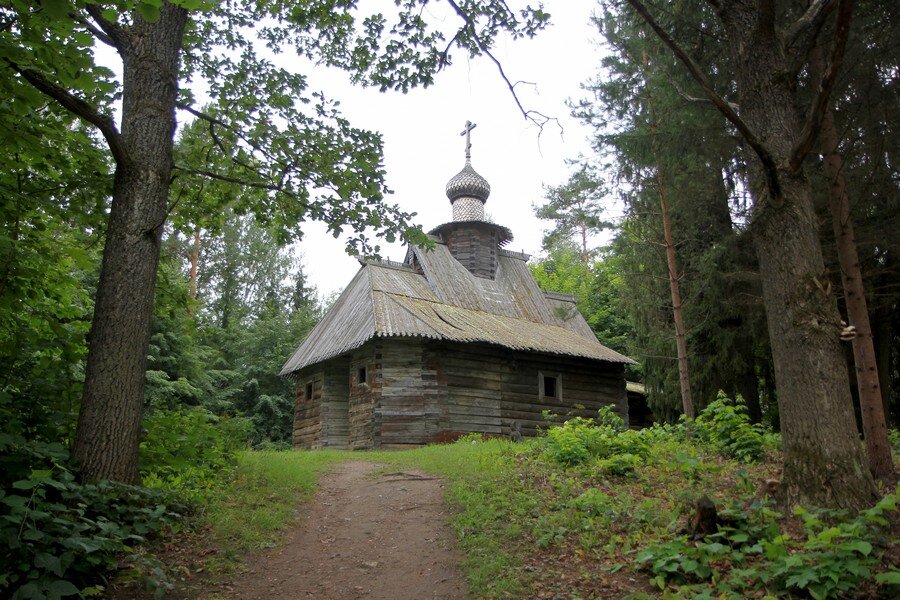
[[539, 371, 562, 400]]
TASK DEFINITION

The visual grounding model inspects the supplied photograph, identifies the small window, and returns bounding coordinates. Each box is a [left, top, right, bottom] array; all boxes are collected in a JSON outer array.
[[357, 366, 367, 385], [305, 381, 313, 400], [543, 375, 558, 399], [539, 372, 561, 400]]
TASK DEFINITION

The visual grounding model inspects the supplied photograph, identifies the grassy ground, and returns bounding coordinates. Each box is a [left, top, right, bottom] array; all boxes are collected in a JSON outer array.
[[198, 450, 350, 571], [156, 425, 899, 599], [371, 440, 530, 597]]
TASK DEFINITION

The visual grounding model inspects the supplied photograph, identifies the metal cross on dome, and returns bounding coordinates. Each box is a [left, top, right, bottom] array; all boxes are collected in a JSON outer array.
[[460, 120, 476, 161]]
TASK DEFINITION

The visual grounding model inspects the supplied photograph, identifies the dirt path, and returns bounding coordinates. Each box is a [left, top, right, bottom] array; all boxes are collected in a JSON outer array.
[[210, 461, 468, 600]]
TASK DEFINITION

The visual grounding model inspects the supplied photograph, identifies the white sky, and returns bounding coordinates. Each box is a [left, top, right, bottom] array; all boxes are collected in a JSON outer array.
[[95, 3, 611, 298], [295, 2, 609, 296]]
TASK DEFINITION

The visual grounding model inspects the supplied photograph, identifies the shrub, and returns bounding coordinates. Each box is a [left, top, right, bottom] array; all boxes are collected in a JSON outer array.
[[139, 407, 252, 501], [542, 418, 599, 465], [637, 488, 899, 599], [569, 488, 615, 515], [541, 412, 649, 470], [596, 452, 643, 477], [0, 434, 185, 599], [693, 393, 766, 462], [596, 405, 626, 431], [888, 429, 900, 455]]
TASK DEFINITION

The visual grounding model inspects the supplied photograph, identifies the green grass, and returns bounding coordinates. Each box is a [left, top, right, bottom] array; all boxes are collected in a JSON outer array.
[[370, 439, 532, 597], [191, 441, 529, 596], [200, 449, 350, 571], [185, 430, 898, 599]]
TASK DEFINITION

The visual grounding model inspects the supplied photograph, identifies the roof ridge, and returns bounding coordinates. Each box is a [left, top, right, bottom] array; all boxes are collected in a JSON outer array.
[[359, 257, 414, 271], [543, 291, 578, 303]]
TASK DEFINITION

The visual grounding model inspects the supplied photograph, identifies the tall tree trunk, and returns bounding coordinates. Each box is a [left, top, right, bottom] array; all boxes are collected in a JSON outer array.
[[188, 229, 200, 304], [809, 44, 893, 479], [659, 177, 695, 419], [717, 2, 876, 509], [73, 5, 188, 483], [752, 176, 875, 507], [645, 74, 695, 419], [873, 311, 893, 427], [580, 223, 589, 264]]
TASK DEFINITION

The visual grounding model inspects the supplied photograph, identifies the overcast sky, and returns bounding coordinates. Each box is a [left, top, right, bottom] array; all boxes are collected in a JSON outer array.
[[295, 2, 612, 296], [95, 3, 612, 298]]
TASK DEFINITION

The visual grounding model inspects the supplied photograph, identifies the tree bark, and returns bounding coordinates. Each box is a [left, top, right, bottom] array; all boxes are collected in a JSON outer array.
[[659, 176, 695, 419], [645, 76, 695, 419], [717, 1, 876, 509], [580, 223, 589, 264], [73, 5, 188, 483], [189, 229, 200, 303], [809, 43, 893, 479]]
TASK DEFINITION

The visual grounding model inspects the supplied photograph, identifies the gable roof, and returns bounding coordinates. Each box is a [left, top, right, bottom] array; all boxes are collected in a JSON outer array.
[[280, 243, 633, 376]]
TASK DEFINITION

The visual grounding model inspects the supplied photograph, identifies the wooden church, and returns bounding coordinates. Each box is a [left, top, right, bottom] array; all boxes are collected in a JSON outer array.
[[280, 125, 634, 449]]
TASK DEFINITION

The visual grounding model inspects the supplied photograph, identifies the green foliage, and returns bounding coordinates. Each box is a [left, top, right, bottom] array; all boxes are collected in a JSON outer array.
[[569, 488, 614, 515], [0, 434, 185, 599], [565, 0, 774, 422], [889, 429, 900, 455], [139, 407, 252, 502], [540, 411, 650, 469], [140, 213, 323, 447], [693, 393, 767, 462], [534, 163, 612, 259], [530, 245, 635, 361], [0, 114, 104, 446], [596, 452, 643, 477], [596, 405, 627, 431], [637, 488, 899, 599]]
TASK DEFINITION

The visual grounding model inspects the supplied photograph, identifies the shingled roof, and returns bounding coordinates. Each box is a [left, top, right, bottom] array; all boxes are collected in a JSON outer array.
[[280, 241, 633, 376]]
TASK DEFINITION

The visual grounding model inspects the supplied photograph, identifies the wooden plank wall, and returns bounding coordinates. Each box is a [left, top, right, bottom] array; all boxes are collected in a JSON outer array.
[[348, 345, 380, 449], [428, 343, 503, 437], [320, 356, 350, 448], [425, 341, 626, 440], [293, 340, 627, 449], [445, 226, 498, 279], [377, 339, 444, 447], [292, 369, 324, 449], [502, 352, 627, 438]]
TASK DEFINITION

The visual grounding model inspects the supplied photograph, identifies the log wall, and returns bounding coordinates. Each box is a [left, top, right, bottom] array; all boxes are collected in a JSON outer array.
[[502, 352, 627, 437], [292, 369, 324, 448], [292, 339, 627, 449], [445, 226, 498, 279], [377, 339, 444, 447], [348, 345, 381, 449], [320, 356, 350, 448]]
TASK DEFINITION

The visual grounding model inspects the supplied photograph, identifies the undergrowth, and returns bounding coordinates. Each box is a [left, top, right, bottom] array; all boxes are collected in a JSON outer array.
[[7, 398, 895, 600], [372, 399, 898, 599], [0, 434, 187, 600]]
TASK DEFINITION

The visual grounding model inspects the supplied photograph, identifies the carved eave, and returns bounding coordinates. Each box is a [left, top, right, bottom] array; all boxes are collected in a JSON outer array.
[[428, 220, 513, 246]]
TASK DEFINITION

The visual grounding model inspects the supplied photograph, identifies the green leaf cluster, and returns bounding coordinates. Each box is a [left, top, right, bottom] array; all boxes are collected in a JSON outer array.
[[636, 489, 899, 599], [139, 407, 253, 503], [530, 244, 635, 365], [540, 410, 650, 474], [0, 434, 186, 599], [692, 392, 768, 463]]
